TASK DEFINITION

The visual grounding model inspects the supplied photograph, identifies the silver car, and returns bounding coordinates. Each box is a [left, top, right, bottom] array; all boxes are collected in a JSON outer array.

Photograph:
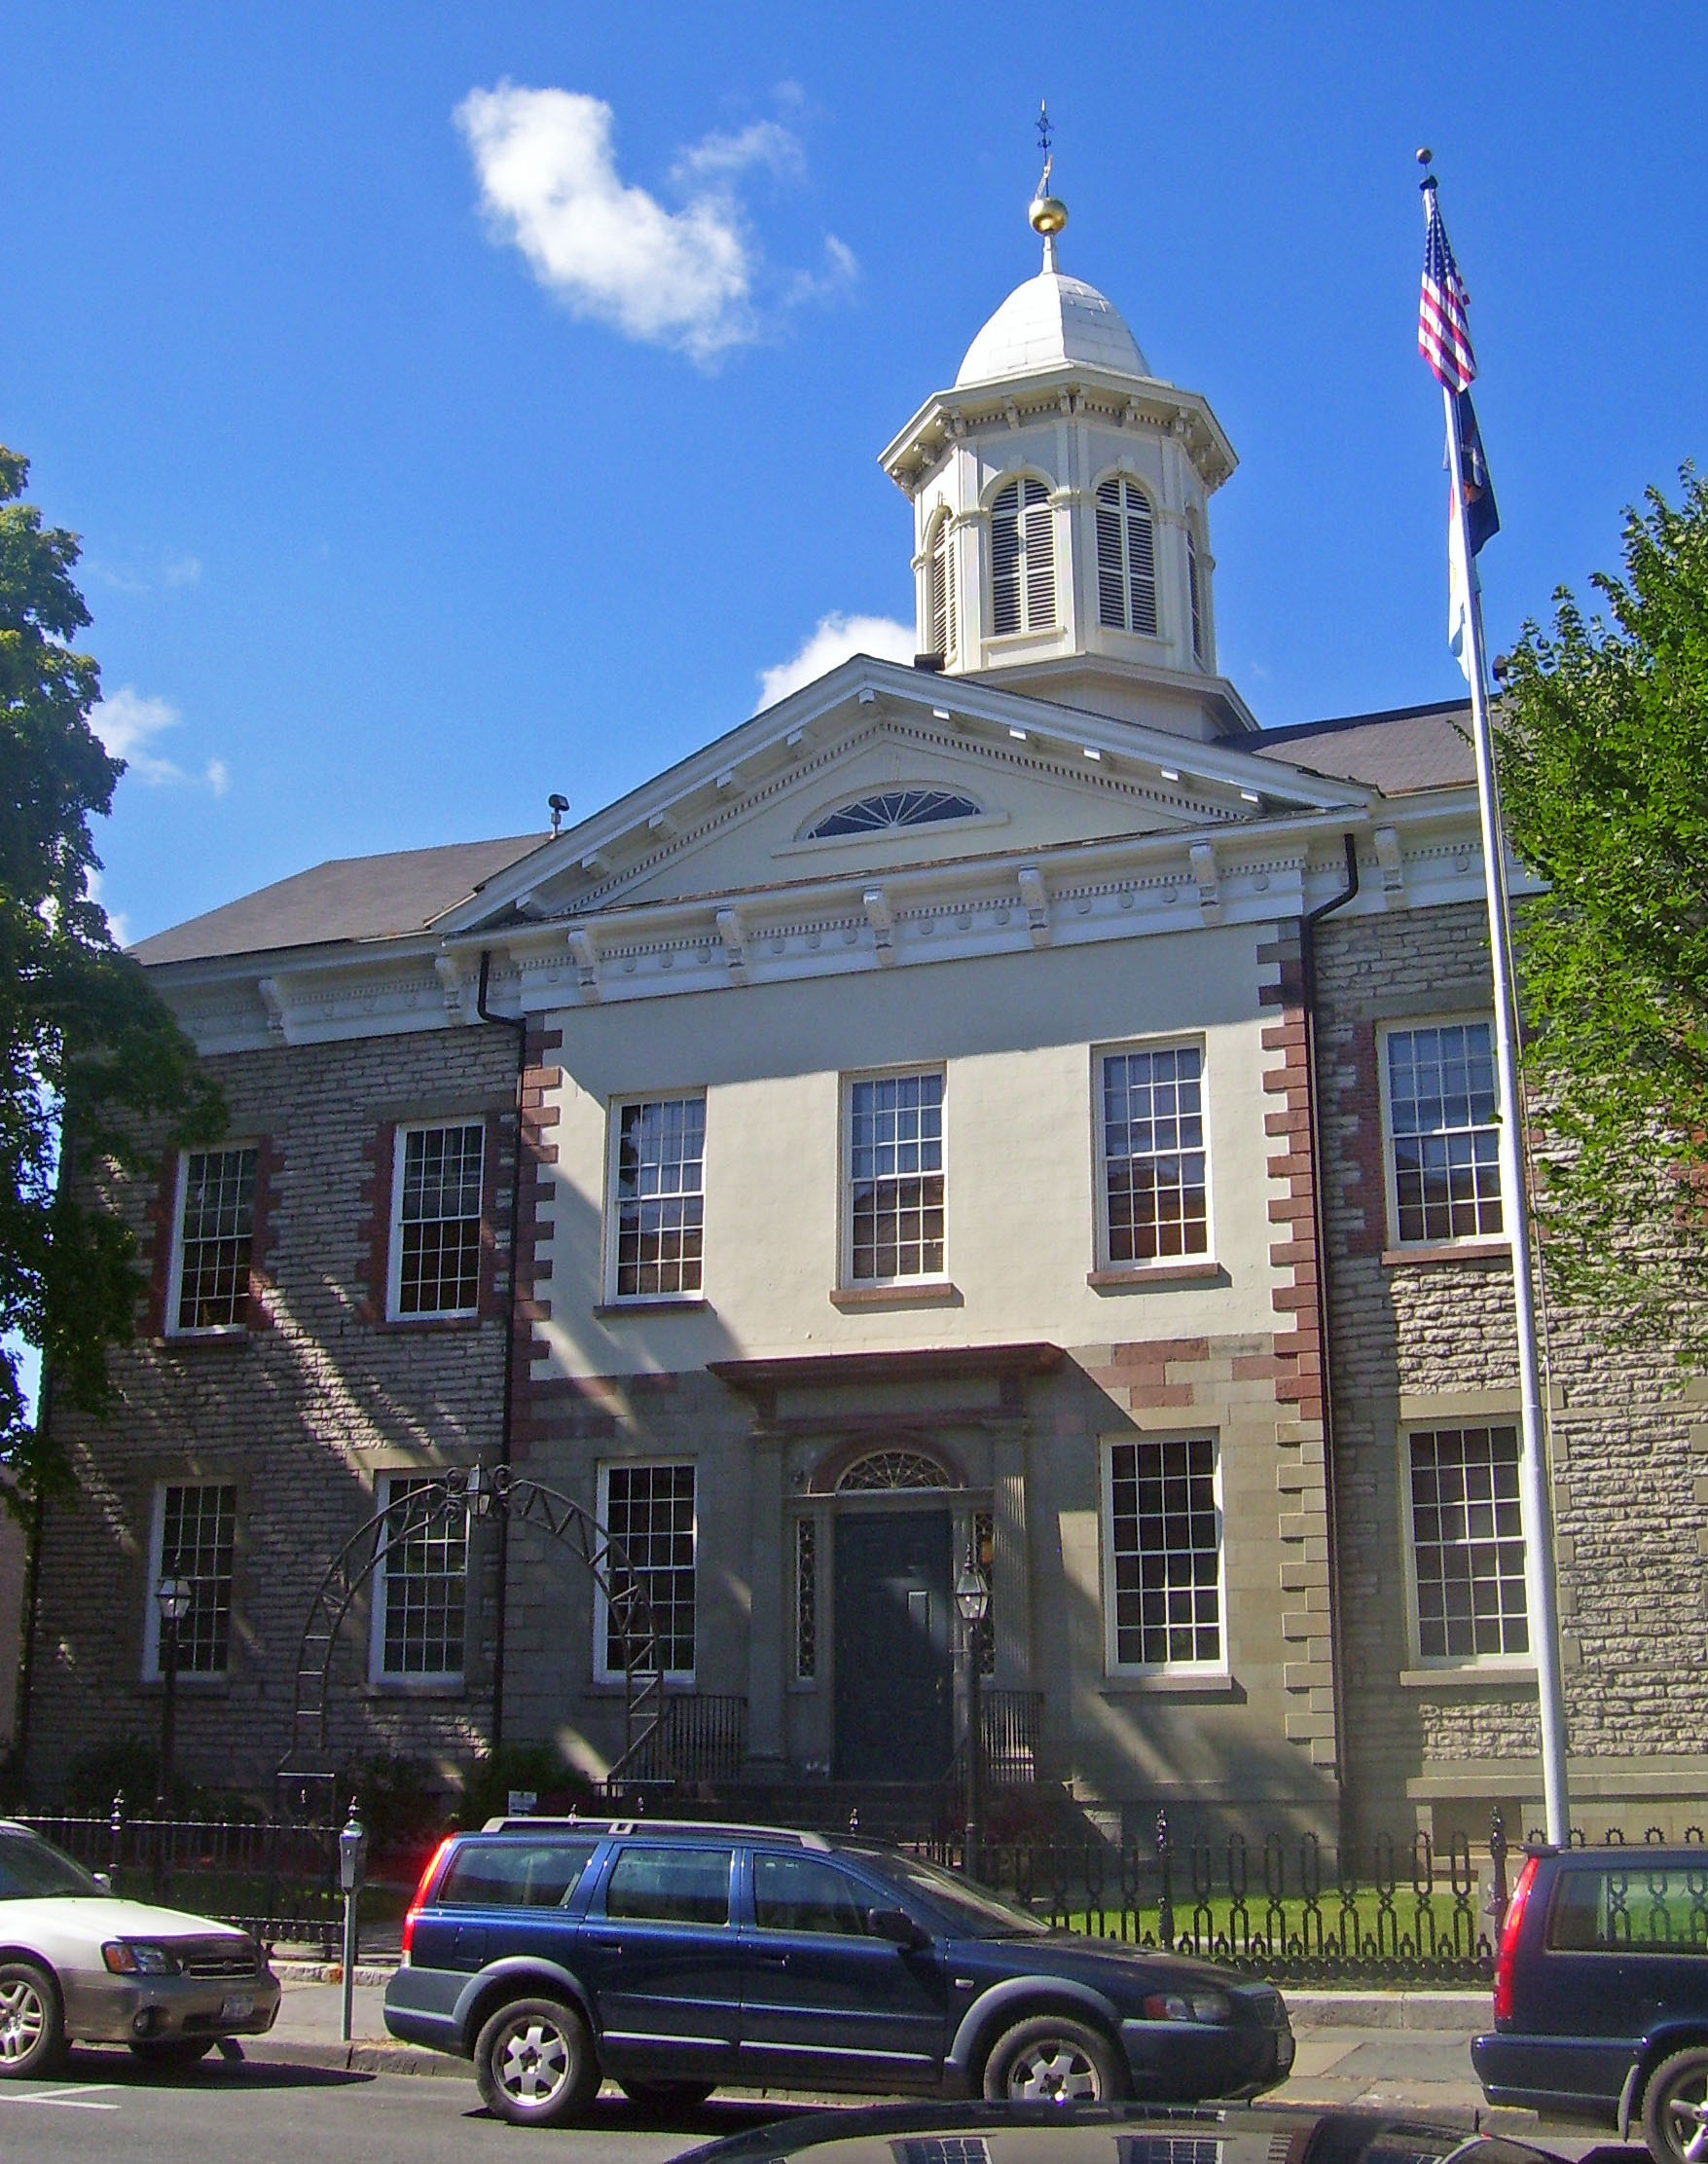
[[0, 1819, 280, 2077]]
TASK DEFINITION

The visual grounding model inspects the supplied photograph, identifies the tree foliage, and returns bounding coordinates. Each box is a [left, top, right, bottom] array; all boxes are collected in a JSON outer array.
[[1496, 466, 1708, 1355], [0, 447, 222, 1499]]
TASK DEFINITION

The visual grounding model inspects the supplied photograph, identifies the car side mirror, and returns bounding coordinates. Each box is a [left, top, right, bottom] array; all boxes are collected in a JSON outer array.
[[867, 1906, 927, 1950]]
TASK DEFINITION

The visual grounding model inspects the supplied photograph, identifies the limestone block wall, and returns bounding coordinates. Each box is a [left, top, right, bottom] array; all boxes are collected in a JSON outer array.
[[1316, 898, 1708, 1841], [26, 1021, 524, 1801]]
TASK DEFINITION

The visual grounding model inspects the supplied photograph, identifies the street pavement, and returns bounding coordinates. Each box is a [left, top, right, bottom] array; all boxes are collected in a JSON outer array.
[[0, 1975, 1650, 2164]]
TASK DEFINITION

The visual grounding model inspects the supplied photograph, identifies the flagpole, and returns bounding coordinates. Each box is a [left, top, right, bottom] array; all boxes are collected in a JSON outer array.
[[1437, 330, 1572, 1848]]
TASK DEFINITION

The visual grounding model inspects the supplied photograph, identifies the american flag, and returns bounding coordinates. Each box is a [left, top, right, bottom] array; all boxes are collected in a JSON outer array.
[[1419, 184, 1476, 391]]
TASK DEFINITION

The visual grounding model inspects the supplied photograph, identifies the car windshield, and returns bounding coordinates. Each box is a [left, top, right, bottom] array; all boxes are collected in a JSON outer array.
[[0, 1828, 101, 1899], [875, 1852, 1052, 1937]]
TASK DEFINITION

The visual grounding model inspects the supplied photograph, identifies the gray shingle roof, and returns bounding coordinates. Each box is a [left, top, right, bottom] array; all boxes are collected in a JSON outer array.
[[130, 834, 548, 966], [1252, 698, 1474, 793]]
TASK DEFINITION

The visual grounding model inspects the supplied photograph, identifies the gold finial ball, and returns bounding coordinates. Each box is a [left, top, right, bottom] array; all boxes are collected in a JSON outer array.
[[1029, 193, 1068, 237]]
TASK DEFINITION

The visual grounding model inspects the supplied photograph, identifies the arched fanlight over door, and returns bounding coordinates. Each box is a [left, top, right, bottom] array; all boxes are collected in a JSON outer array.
[[836, 1449, 954, 1492]]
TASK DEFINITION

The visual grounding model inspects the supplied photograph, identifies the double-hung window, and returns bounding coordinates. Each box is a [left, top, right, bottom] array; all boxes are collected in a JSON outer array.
[[1382, 1022, 1504, 1246], [1104, 1436, 1224, 1674], [611, 1096, 706, 1301], [990, 478, 1054, 635], [846, 1071, 945, 1284], [1097, 1044, 1209, 1267], [598, 1462, 697, 1681], [170, 1148, 258, 1334], [390, 1122, 485, 1318], [144, 1482, 237, 1678], [373, 1473, 468, 1683], [1406, 1424, 1529, 1664]]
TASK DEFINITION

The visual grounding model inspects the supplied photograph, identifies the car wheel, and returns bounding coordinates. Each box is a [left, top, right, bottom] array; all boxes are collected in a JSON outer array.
[[474, 1997, 599, 2128], [0, 1960, 67, 2079], [1644, 2047, 1708, 2164], [618, 2077, 716, 2112], [981, 2012, 1127, 2105], [128, 2037, 218, 2073]]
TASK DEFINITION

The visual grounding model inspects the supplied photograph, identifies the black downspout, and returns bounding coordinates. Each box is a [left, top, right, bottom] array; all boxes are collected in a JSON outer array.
[[1299, 832, 1361, 1848], [477, 949, 528, 1760]]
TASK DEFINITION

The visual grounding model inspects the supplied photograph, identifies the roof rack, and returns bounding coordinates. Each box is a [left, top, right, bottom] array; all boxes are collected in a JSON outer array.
[[478, 1815, 833, 1850]]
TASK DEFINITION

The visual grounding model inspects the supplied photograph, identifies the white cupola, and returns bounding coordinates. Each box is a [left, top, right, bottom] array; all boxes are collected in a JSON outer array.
[[878, 165, 1250, 740]]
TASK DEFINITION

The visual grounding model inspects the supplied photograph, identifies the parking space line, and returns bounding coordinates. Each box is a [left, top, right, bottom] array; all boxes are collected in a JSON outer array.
[[0, 2081, 122, 2109]]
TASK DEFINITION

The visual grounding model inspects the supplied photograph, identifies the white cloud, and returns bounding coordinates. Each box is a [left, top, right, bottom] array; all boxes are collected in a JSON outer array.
[[756, 612, 916, 711], [86, 869, 130, 951], [162, 555, 202, 587], [455, 85, 857, 365], [93, 684, 229, 795]]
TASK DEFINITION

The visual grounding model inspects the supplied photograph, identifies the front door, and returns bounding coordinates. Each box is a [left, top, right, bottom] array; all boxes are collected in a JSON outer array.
[[833, 1509, 953, 1781]]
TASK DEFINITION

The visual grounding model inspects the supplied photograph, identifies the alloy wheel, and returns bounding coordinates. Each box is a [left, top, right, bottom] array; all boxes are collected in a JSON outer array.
[[493, 2011, 571, 2108], [1005, 2036, 1103, 2103], [0, 1979, 45, 2066]]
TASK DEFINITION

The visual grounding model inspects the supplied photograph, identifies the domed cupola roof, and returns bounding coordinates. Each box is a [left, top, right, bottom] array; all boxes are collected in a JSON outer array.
[[955, 269, 1150, 387]]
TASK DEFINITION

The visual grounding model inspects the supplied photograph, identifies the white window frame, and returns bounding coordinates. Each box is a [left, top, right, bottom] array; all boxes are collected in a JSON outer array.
[[141, 1480, 237, 1682], [1377, 1017, 1507, 1251], [1092, 1037, 1213, 1273], [386, 1120, 486, 1322], [1399, 1423, 1534, 1673], [368, 1472, 469, 1689], [594, 1461, 698, 1685], [841, 1065, 949, 1289], [604, 1092, 709, 1306], [165, 1144, 260, 1339], [1100, 1433, 1228, 1679]]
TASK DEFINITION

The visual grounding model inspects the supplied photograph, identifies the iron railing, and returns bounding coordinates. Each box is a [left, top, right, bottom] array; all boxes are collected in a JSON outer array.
[[18, 1793, 345, 1953], [606, 1693, 748, 1793]]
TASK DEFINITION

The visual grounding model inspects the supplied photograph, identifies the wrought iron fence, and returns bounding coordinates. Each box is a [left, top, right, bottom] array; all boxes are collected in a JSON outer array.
[[18, 1793, 345, 1954]]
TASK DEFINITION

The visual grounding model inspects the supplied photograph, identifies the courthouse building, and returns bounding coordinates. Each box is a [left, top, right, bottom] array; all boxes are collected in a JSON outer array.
[[22, 190, 1708, 1845]]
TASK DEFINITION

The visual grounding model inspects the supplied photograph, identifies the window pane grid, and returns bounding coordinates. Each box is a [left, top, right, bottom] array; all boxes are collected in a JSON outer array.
[[1409, 1425, 1528, 1659], [1102, 1046, 1208, 1264], [616, 1097, 706, 1297], [158, 1483, 236, 1673], [605, 1464, 696, 1675], [1387, 1024, 1504, 1243], [176, 1149, 258, 1331], [850, 1073, 944, 1281], [382, 1476, 468, 1676], [1108, 1438, 1221, 1668], [397, 1124, 484, 1315]]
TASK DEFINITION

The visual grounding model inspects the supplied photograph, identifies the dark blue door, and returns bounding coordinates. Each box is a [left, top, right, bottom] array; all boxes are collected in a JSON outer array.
[[834, 1509, 953, 1782], [579, 1843, 741, 2080], [737, 1850, 947, 2088]]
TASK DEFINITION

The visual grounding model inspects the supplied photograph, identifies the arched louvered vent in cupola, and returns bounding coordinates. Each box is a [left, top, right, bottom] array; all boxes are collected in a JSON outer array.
[[1096, 477, 1158, 637], [927, 513, 956, 660], [990, 477, 1054, 635], [807, 789, 981, 840]]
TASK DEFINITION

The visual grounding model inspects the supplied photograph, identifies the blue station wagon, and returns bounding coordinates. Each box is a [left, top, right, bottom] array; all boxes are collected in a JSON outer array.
[[383, 1816, 1293, 2127]]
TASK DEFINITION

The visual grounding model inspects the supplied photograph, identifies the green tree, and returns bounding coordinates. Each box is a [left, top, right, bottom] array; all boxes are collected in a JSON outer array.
[[0, 447, 222, 1500], [1496, 466, 1708, 1355]]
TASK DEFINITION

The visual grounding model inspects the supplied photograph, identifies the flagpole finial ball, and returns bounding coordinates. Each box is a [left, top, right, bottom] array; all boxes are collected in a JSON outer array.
[[1029, 193, 1068, 237], [1416, 147, 1434, 166]]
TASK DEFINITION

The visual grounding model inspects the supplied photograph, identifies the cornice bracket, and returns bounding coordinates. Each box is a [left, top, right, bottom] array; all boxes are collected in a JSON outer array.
[[862, 886, 896, 966], [566, 925, 601, 1004], [1017, 864, 1051, 946], [716, 906, 748, 986], [1188, 840, 1223, 925], [1373, 825, 1405, 898]]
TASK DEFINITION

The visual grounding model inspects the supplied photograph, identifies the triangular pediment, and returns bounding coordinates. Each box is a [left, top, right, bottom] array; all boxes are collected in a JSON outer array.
[[442, 657, 1368, 936]]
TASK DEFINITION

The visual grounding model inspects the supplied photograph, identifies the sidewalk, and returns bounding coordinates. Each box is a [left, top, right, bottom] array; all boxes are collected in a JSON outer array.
[[258, 1972, 1530, 2127]]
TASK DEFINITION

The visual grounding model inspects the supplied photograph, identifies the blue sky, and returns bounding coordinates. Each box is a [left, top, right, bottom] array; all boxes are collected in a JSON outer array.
[[4, 1, 1703, 949]]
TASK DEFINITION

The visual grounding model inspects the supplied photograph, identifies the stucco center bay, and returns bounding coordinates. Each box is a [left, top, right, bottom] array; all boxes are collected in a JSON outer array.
[[529, 926, 1285, 1375]]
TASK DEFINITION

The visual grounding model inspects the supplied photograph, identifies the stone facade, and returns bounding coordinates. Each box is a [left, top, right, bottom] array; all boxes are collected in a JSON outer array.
[[28, 1023, 522, 1796], [1317, 899, 1708, 1843]]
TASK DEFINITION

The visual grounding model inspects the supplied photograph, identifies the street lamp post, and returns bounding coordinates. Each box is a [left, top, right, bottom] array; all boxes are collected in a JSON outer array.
[[954, 1552, 990, 1880], [154, 1574, 193, 1890]]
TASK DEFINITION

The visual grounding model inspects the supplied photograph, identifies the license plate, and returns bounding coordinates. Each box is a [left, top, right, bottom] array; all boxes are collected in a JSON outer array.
[[220, 1994, 254, 2024]]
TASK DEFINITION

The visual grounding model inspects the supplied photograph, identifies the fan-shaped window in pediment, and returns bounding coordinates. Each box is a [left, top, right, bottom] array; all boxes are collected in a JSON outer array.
[[808, 789, 980, 841], [836, 1449, 953, 1492]]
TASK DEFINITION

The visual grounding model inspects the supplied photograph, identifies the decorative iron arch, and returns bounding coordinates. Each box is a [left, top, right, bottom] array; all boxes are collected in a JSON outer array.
[[280, 1465, 662, 1782]]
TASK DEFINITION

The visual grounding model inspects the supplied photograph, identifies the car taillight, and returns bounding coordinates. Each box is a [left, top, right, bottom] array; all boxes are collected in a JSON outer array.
[[1493, 1853, 1540, 2023], [401, 1835, 454, 1964]]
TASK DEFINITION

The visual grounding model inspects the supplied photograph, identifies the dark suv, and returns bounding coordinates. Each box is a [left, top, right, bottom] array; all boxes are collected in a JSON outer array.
[[383, 1816, 1293, 2127], [1472, 1844, 1708, 2163]]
